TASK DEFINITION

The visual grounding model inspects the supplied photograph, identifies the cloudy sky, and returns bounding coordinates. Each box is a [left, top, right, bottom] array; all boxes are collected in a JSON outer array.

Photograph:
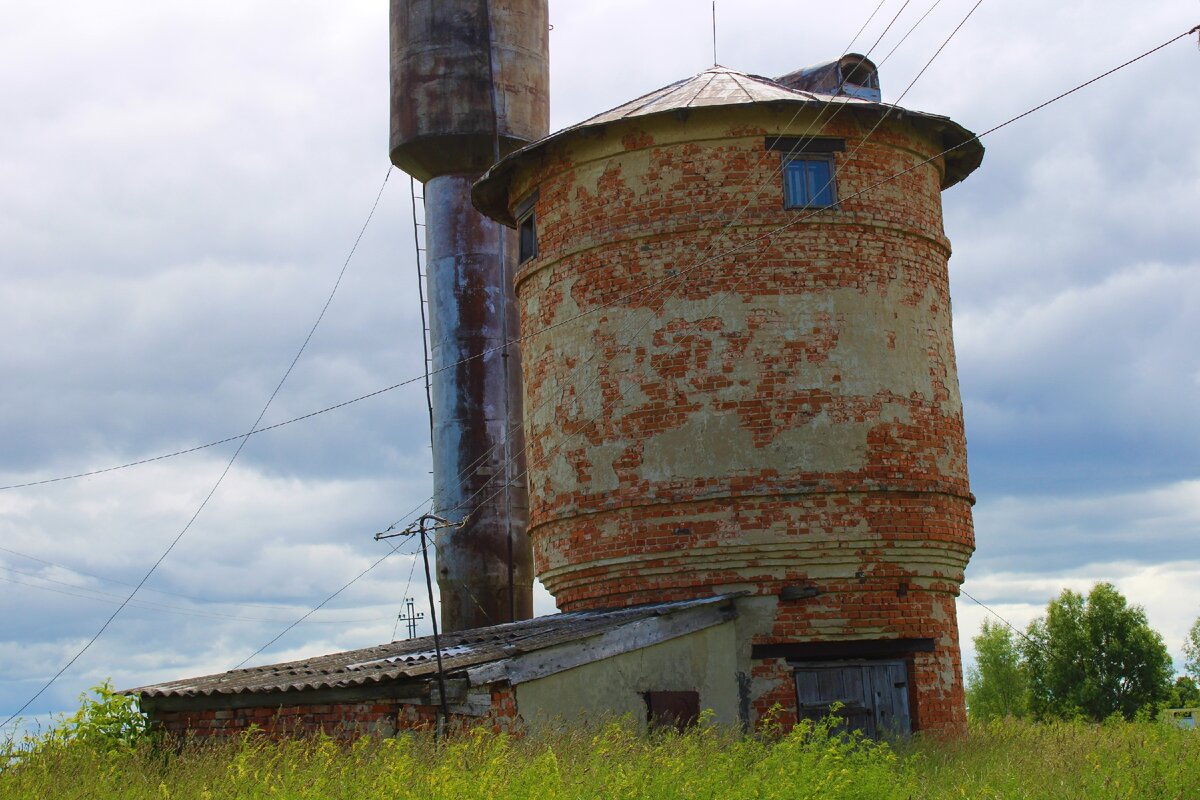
[[2, 0, 1198, 731]]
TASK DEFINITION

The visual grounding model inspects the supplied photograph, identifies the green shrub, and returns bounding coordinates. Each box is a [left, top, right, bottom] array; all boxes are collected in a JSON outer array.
[[55, 680, 151, 751]]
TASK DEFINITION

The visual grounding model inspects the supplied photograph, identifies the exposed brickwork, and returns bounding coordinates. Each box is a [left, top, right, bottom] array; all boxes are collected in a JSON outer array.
[[148, 683, 524, 740], [500, 104, 976, 735], [488, 683, 522, 734], [151, 700, 410, 741]]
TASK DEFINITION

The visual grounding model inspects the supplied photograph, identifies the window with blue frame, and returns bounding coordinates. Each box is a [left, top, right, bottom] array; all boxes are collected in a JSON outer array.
[[783, 156, 837, 208], [765, 136, 844, 210]]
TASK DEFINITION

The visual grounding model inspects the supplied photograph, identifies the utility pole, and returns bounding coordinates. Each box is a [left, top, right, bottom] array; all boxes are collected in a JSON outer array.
[[377, 513, 462, 738]]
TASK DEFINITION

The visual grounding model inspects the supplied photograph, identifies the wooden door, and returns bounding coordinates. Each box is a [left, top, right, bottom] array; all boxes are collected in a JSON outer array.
[[793, 661, 911, 739]]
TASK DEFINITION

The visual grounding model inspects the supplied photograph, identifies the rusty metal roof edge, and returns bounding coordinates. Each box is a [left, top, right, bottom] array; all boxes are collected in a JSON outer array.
[[472, 67, 982, 224]]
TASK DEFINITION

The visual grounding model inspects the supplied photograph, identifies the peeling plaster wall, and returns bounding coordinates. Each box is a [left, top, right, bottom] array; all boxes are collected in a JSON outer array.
[[502, 105, 976, 735], [514, 622, 739, 728]]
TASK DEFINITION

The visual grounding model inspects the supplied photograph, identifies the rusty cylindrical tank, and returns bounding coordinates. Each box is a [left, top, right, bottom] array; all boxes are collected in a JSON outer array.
[[389, 0, 550, 182], [473, 67, 983, 733], [389, 0, 548, 631]]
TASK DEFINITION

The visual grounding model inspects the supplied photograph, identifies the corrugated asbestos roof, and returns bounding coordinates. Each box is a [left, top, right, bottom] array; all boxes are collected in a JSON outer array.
[[473, 65, 983, 224], [128, 595, 737, 700]]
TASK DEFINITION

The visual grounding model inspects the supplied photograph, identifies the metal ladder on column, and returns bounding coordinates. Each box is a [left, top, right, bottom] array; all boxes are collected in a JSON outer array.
[[410, 175, 435, 457]]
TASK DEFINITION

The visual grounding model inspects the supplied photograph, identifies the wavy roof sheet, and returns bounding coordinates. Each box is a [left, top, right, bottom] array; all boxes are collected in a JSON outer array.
[[128, 595, 737, 700]]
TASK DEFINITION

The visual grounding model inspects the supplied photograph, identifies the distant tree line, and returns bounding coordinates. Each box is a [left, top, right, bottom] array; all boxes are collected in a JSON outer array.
[[966, 582, 1200, 722]]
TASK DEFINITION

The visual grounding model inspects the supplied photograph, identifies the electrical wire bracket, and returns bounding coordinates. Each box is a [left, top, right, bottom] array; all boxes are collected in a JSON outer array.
[[375, 512, 465, 738]]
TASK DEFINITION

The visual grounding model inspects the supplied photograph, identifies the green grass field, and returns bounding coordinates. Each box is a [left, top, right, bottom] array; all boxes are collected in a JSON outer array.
[[3, 717, 1197, 799]]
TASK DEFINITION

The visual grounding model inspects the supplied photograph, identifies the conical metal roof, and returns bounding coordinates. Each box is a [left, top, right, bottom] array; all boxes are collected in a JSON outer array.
[[473, 65, 983, 224], [578, 65, 866, 126]]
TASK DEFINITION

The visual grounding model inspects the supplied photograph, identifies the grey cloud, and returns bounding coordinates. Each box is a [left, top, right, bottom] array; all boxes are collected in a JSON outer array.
[[972, 480, 1200, 573]]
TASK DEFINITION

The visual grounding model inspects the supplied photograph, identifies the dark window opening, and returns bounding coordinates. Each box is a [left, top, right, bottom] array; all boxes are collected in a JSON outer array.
[[515, 191, 539, 264], [783, 156, 837, 209], [643, 690, 700, 732], [518, 210, 537, 263], [840, 60, 879, 90], [765, 136, 845, 154]]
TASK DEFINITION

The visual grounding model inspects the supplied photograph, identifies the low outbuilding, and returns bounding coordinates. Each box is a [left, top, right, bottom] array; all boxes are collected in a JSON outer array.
[[132, 595, 742, 738]]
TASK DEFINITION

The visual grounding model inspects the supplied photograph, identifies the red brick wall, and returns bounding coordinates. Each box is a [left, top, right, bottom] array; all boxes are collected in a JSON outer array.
[[148, 683, 523, 740], [151, 700, 409, 740], [504, 105, 975, 735]]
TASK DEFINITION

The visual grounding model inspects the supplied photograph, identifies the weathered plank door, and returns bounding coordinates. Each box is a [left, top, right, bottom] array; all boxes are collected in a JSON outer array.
[[793, 661, 911, 739]]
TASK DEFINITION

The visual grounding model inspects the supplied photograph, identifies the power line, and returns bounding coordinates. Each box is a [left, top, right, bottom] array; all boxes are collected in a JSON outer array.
[[960, 587, 1040, 649], [232, 496, 437, 671], [878, 0, 947, 68], [0, 167, 395, 730], [0, 544, 351, 611], [0, 571, 391, 625], [864, 0, 913, 57], [844, 0, 891, 55], [232, 533, 422, 670]]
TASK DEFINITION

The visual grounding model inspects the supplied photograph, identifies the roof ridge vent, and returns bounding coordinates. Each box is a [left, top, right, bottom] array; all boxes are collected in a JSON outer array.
[[776, 53, 881, 102]]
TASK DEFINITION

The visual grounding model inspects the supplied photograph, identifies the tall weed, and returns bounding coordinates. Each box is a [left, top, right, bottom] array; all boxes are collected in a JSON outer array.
[[2, 715, 1196, 799]]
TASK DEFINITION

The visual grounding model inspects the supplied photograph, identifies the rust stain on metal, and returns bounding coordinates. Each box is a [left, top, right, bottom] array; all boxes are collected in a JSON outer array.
[[390, 0, 550, 181], [390, 0, 548, 631], [425, 175, 532, 631]]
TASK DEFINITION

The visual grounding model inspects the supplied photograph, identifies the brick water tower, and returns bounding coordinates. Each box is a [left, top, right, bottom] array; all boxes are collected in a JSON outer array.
[[474, 58, 984, 734]]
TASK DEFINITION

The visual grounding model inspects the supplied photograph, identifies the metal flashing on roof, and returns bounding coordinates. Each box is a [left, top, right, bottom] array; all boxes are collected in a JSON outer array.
[[776, 53, 882, 103], [472, 64, 983, 225], [127, 594, 743, 703]]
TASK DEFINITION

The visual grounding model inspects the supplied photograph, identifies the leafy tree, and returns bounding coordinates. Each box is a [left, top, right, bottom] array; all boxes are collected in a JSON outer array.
[[1165, 676, 1200, 709], [1021, 583, 1173, 721], [965, 619, 1028, 720], [1184, 617, 1200, 682]]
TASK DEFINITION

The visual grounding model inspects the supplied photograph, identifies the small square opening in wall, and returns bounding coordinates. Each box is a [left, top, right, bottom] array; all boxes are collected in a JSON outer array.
[[643, 690, 700, 732]]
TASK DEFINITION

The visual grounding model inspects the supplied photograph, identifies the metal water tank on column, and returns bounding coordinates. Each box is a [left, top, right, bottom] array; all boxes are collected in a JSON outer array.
[[389, 0, 549, 631]]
